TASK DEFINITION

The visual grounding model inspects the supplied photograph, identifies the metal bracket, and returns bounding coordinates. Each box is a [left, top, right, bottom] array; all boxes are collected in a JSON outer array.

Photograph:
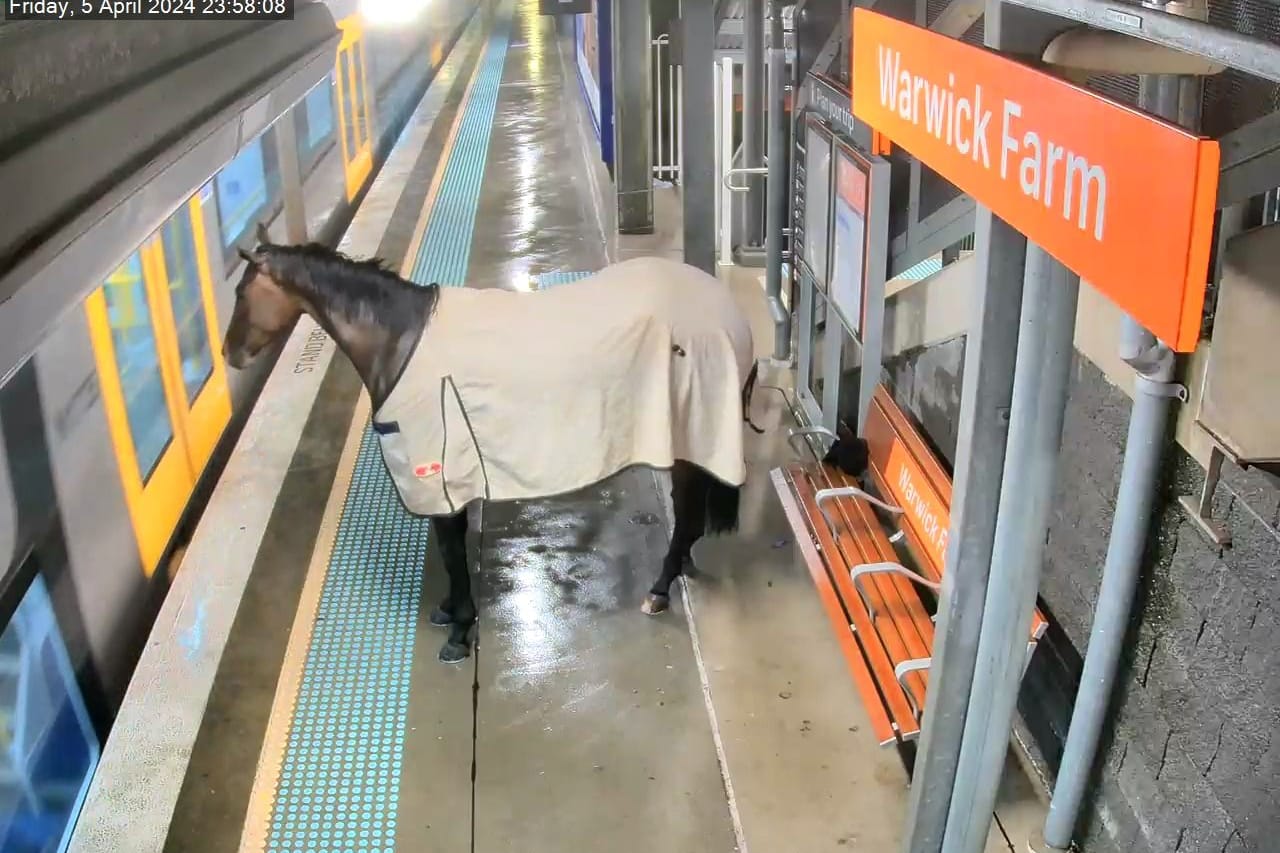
[[816, 487, 905, 516], [723, 166, 770, 192], [1177, 443, 1233, 547], [1134, 373, 1189, 402], [787, 425, 837, 457], [811, 489, 906, 550], [850, 561, 940, 621], [894, 657, 933, 719]]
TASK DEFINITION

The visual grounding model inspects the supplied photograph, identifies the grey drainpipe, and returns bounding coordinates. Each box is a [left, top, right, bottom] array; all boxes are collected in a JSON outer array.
[[1041, 54, 1198, 850]]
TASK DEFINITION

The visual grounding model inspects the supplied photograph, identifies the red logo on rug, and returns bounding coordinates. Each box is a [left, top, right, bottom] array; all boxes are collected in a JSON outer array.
[[414, 462, 443, 478]]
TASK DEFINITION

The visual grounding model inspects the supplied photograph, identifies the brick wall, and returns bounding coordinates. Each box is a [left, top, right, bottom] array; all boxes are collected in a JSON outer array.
[[885, 340, 1280, 853]]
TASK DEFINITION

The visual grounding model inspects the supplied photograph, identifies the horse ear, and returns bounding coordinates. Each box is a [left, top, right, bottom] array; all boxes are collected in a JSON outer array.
[[256, 222, 271, 246], [237, 247, 258, 267]]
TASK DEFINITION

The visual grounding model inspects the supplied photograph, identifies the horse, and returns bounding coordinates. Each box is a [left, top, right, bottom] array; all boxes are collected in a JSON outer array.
[[223, 224, 762, 664]]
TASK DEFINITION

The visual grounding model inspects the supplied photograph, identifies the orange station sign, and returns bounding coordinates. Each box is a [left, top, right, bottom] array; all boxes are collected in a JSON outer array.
[[850, 9, 1220, 352]]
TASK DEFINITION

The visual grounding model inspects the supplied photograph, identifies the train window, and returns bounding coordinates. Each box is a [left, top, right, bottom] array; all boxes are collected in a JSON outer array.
[[351, 40, 370, 148], [160, 206, 215, 405], [340, 51, 359, 167], [100, 253, 174, 482], [0, 574, 99, 853], [214, 133, 282, 257], [296, 73, 336, 170]]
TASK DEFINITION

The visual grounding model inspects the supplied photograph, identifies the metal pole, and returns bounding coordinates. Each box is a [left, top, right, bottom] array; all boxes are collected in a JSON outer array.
[[681, 0, 716, 273], [763, 1, 789, 359], [655, 39, 665, 180], [1040, 66, 1189, 852], [901, 209, 1027, 853], [677, 62, 685, 181], [942, 244, 1081, 853], [719, 56, 736, 263], [612, 0, 655, 233], [273, 116, 308, 243], [670, 59, 678, 180], [743, 0, 765, 247]]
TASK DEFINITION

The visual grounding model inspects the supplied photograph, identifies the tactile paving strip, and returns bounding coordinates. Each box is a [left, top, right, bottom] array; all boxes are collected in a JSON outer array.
[[265, 430, 427, 853], [408, 14, 514, 287], [533, 270, 594, 288]]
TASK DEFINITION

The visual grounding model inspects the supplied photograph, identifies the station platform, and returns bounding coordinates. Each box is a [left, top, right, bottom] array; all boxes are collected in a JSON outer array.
[[68, 2, 1048, 851]]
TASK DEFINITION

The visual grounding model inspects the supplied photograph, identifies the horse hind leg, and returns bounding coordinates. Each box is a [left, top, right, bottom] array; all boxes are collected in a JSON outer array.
[[430, 510, 476, 664], [643, 461, 711, 615]]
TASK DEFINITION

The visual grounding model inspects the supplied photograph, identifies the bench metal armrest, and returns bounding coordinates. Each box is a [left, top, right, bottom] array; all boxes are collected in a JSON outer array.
[[894, 657, 932, 720], [850, 561, 941, 621], [814, 487, 904, 516], [811, 487, 905, 548], [787, 425, 837, 457]]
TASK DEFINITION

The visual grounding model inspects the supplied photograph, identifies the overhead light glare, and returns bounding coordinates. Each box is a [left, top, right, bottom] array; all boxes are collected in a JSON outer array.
[[361, 0, 429, 27]]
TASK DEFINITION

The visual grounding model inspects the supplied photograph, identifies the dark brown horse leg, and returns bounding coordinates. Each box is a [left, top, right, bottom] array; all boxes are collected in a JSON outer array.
[[643, 461, 709, 615], [430, 510, 475, 663]]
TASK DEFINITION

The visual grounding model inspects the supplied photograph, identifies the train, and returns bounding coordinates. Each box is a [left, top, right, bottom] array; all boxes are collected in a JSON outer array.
[[0, 1, 478, 845]]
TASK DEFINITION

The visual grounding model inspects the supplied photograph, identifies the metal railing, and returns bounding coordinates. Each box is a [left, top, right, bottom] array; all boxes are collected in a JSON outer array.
[[651, 34, 682, 183]]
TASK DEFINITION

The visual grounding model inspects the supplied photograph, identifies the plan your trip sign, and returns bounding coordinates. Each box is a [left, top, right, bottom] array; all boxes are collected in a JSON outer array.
[[801, 72, 869, 149], [850, 9, 1220, 353]]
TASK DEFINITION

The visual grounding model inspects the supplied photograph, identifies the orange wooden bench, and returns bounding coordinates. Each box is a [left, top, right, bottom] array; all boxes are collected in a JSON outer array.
[[771, 385, 1049, 747]]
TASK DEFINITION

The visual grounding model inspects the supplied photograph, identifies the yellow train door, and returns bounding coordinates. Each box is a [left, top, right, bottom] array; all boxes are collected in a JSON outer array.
[[85, 194, 232, 576]]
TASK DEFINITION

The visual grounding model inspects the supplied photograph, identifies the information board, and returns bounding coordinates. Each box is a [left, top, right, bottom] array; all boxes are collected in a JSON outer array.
[[831, 145, 869, 335]]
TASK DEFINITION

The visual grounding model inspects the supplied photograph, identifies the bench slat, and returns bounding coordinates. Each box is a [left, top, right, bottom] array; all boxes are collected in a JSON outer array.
[[794, 468, 922, 741], [816, 466, 935, 710], [770, 468, 899, 747], [828, 470, 936, 642]]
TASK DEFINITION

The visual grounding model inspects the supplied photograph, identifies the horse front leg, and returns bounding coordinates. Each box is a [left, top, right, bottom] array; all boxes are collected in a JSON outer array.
[[643, 461, 709, 615], [429, 510, 476, 664]]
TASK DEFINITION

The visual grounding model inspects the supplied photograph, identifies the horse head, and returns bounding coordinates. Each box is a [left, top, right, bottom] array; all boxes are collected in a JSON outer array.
[[222, 222, 306, 369]]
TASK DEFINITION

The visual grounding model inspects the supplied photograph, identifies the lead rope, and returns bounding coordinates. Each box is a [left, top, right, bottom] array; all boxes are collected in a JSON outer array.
[[742, 360, 766, 434]]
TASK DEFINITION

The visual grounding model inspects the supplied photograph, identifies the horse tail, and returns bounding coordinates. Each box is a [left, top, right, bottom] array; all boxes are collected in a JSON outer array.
[[704, 477, 741, 535], [741, 360, 765, 435]]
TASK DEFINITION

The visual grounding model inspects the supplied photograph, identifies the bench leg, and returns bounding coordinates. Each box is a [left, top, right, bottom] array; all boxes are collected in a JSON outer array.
[[643, 460, 710, 615]]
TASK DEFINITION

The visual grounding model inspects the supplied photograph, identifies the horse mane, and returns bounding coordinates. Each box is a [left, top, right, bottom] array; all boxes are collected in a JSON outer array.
[[261, 241, 440, 333]]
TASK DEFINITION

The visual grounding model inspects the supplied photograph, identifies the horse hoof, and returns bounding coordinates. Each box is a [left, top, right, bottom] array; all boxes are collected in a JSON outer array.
[[641, 593, 670, 616], [428, 607, 453, 628], [439, 641, 471, 664]]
